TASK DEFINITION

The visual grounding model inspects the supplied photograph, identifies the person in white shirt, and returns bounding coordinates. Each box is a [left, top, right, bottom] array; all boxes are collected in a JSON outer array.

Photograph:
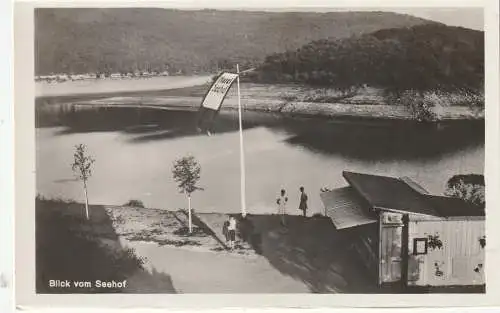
[[228, 216, 237, 249], [276, 189, 288, 227]]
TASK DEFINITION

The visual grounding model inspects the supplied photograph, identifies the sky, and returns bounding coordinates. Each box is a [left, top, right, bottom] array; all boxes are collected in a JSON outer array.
[[387, 8, 483, 30], [243, 7, 484, 31], [171, 6, 484, 31]]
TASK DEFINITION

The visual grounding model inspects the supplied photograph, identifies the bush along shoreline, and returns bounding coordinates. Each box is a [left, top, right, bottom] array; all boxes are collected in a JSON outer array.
[[274, 87, 484, 122]]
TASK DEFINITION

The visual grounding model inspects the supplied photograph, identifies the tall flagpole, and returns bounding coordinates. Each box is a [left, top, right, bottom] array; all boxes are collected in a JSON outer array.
[[237, 64, 247, 217]]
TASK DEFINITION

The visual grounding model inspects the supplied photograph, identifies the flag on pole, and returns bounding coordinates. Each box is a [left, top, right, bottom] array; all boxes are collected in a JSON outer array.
[[196, 66, 247, 217], [196, 72, 239, 133]]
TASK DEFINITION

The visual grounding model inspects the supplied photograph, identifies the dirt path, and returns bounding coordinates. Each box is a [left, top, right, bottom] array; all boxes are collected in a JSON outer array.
[[106, 207, 309, 292], [113, 211, 380, 294], [123, 241, 309, 293]]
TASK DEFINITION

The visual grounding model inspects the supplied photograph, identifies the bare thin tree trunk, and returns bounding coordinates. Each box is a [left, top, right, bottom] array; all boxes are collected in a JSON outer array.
[[83, 180, 89, 220], [188, 195, 192, 233]]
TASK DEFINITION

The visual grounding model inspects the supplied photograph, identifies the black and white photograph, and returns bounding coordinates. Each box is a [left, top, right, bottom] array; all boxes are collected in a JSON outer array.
[[24, 3, 492, 300]]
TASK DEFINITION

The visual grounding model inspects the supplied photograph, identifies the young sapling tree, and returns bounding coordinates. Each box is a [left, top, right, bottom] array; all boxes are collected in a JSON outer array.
[[71, 144, 95, 220], [172, 155, 203, 233]]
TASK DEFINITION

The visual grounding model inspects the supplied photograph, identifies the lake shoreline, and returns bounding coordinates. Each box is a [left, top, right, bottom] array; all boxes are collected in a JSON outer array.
[[69, 96, 484, 123], [36, 80, 484, 122]]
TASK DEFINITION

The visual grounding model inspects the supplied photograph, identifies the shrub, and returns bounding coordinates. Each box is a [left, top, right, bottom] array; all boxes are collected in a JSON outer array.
[[445, 179, 485, 208], [398, 90, 438, 122], [124, 199, 145, 208], [109, 247, 146, 271], [280, 93, 298, 102]]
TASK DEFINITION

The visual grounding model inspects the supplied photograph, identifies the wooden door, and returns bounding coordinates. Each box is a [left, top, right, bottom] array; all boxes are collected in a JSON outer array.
[[380, 225, 403, 283]]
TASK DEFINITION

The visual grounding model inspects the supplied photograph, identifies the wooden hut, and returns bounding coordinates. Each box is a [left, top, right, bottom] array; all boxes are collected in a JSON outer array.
[[320, 171, 485, 287]]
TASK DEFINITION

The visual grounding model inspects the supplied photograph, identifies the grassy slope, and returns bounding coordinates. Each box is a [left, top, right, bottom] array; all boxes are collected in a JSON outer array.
[[35, 9, 431, 74], [36, 198, 177, 293]]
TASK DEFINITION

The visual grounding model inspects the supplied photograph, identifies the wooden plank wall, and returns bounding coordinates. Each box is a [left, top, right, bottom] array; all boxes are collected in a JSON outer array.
[[379, 212, 404, 283], [407, 219, 485, 286]]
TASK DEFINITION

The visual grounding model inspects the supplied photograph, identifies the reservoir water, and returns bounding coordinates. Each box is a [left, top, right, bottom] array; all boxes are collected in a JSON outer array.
[[36, 104, 484, 215]]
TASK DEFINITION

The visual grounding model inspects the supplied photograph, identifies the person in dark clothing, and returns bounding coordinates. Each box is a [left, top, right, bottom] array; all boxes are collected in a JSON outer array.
[[299, 186, 308, 217], [222, 220, 230, 242]]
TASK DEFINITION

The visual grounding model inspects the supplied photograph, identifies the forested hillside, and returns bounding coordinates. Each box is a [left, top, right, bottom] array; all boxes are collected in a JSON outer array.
[[35, 8, 432, 75], [253, 24, 484, 92]]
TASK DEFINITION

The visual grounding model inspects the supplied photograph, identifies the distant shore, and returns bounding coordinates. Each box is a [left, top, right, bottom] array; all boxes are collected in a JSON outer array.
[[36, 78, 484, 122], [73, 95, 483, 121], [35, 75, 213, 98]]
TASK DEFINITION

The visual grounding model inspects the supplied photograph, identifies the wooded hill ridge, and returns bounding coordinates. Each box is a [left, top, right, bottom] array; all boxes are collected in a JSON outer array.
[[35, 8, 433, 75], [252, 24, 484, 92]]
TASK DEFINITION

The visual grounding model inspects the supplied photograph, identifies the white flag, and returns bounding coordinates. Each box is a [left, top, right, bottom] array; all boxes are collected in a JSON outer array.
[[201, 73, 238, 111], [197, 72, 239, 132]]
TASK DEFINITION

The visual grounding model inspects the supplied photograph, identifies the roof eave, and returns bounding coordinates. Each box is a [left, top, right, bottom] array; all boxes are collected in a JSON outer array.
[[373, 206, 439, 218]]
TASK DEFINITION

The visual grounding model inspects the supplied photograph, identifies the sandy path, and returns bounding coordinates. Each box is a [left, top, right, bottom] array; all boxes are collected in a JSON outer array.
[[123, 240, 309, 293]]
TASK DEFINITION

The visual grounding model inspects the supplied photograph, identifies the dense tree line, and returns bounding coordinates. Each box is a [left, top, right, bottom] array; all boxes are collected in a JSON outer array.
[[35, 8, 430, 75], [253, 24, 484, 93]]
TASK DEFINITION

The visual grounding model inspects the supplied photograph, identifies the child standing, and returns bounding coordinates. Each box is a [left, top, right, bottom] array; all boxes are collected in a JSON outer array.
[[277, 189, 288, 226], [228, 216, 237, 249]]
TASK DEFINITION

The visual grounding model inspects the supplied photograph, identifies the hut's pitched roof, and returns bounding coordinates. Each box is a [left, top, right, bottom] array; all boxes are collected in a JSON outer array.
[[342, 171, 439, 216], [320, 187, 378, 229], [424, 195, 485, 217], [342, 171, 483, 217]]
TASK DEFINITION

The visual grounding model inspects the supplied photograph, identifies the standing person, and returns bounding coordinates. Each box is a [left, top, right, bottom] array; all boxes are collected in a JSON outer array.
[[222, 220, 229, 243], [277, 189, 288, 226], [299, 186, 308, 217], [228, 215, 237, 250]]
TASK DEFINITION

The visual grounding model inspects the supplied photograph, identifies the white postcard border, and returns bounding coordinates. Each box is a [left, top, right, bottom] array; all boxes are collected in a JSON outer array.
[[14, 0, 500, 309]]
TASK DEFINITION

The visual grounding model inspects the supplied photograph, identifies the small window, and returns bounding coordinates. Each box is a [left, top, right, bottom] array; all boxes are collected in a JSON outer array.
[[414, 238, 428, 255]]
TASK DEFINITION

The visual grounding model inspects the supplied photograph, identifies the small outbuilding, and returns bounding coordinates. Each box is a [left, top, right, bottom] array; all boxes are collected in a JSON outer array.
[[320, 171, 485, 287]]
